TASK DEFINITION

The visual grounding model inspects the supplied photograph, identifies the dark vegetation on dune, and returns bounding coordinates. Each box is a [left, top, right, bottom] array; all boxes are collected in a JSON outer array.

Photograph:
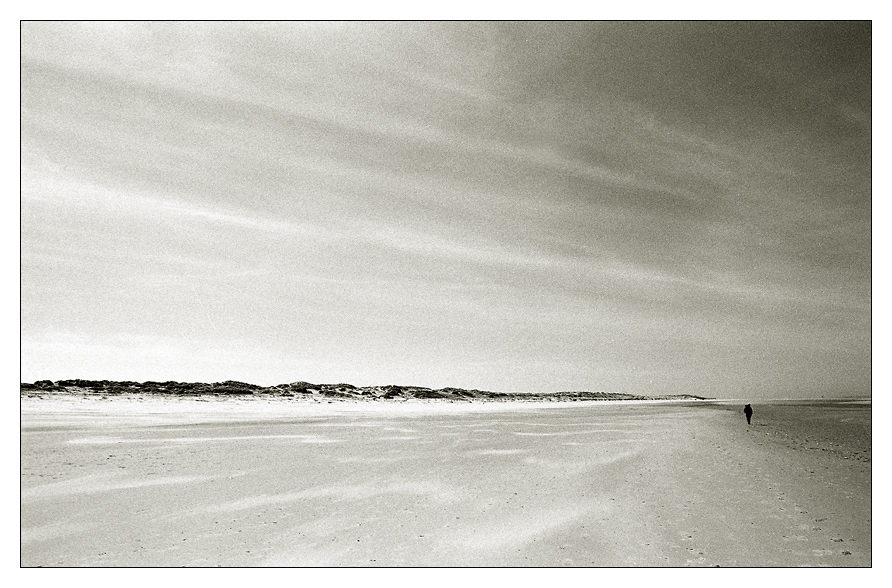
[[20, 379, 709, 402]]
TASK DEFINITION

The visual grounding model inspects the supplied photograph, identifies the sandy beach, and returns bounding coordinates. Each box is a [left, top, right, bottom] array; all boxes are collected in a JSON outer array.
[[20, 396, 870, 567]]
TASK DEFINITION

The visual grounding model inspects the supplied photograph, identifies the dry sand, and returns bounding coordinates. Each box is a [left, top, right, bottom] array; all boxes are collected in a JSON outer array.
[[20, 396, 870, 567]]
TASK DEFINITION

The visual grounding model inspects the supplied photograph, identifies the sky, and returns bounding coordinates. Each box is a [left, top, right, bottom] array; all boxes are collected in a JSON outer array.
[[20, 21, 872, 399]]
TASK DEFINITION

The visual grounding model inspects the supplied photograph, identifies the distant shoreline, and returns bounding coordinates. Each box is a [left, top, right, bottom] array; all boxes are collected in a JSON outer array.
[[20, 379, 710, 403]]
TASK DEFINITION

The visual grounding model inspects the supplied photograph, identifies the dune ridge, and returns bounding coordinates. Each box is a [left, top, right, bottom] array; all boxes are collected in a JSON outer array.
[[21, 379, 709, 402]]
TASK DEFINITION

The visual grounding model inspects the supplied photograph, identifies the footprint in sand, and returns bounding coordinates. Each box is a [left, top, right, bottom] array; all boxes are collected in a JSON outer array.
[[782, 535, 809, 542]]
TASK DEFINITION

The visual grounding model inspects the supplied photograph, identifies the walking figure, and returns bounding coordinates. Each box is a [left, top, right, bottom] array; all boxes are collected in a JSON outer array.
[[744, 404, 753, 424]]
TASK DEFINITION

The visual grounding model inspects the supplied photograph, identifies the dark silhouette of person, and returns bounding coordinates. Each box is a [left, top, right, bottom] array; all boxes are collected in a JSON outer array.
[[744, 404, 753, 424]]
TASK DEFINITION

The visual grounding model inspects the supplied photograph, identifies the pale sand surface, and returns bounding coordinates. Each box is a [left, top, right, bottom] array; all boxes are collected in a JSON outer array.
[[21, 396, 870, 567]]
